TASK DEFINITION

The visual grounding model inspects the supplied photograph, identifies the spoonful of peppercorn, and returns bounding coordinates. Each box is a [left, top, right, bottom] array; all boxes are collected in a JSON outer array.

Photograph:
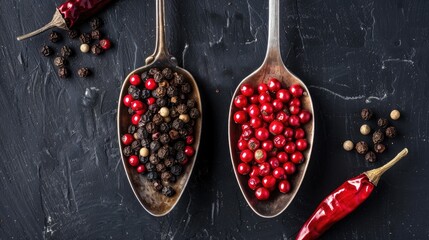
[[228, 0, 314, 218], [117, 0, 202, 216]]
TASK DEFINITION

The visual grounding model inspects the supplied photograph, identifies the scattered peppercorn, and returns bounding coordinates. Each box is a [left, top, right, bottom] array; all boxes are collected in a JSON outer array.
[[77, 67, 91, 78], [54, 56, 67, 67], [90, 17, 102, 30], [68, 29, 80, 39], [343, 140, 354, 151], [58, 67, 69, 78], [153, 180, 163, 192], [79, 33, 91, 44], [365, 151, 377, 163], [360, 108, 373, 121], [355, 141, 368, 155], [372, 129, 385, 144], [91, 44, 103, 55], [385, 126, 397, 138], [91, 30, 101, 40], [60, 46, 73, 58], [377, 118, 389, 128], [162, 186, 175, 197], [374, 143, 386, 154], [390, 109, 401, 120], [49, 31, 62, 43], [40, 45, 53, 57], [80, 44, 90, 53]]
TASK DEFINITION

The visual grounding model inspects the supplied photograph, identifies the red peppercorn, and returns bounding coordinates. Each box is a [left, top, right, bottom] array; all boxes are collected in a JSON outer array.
[[296, 139, 308, 151], [145, 78, 157, 90], [258, 92, 271, 104], [262, 114, 275, 123], [249, 166, 260, 178], [254, 149, 267, 164], [242, 123, 251, 130], [262, 140, 274, 152], [131, 100, 144, 111], [240, 149, 253, 163], [146, 97, 156, 105], [272, 99, 284, 112], [276, 89, 291, 102], [294, 128, 305, 139], [273, 135, 286, 148], [248, 104, 260, 118], [289, 105, 301, 115], [240, 83, 254, 97], [237, 162, 251, 175], [277, 151, 288, 163], [273, 167, 286, 179], [180, 157, 189, 165], [276, 111, 290, 124], [234, 95, 248, 108], [128, 155, 139, 167], [255, 128, 270, 141], [268, 147, 278, 157], [186, 136, 194, 145], [258, 162, 271, 176], [241, 128, 253, 140], [269, 120, 284, 135], [257, 83, 269, 93], [247, 138, 260, 151], [298, 110, 312, 124], [284, 142, 296, 154], [129, 74, 141, 86], [123, 94, 133, 107], [121, 134, 133, 145], [249, 95, 259, 104], [289, 98, 301, 107], [268, 78, 281, 93], [237, 139, 248, 151], [283, 127, 294, 138], [260, 102, 274, 116], [283, 162, 296, 175], [262, 175, 277, 190], [99, 39, 112, 50], [184, 146, 195, 157], [255, 187, 270, 200], [291, 151, 304, 164], [278, 180, 291, 193], [234, 110, 248, 124], [137, 164, 146, 173], [269, 157, 280, 168], [289, 84, 304, 98], [288, 115, 301, 127], [250, 117, 262, 129], [131, 114, 141, 125], [248, 177, 261, 190]]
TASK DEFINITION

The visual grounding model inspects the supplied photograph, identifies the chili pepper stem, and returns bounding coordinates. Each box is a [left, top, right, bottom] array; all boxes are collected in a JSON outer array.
[[17, 9, 68, 41], [364, 148, 408, 186]]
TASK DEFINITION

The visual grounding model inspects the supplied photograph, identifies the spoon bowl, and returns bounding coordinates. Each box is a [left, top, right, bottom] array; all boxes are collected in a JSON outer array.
[[228, 0, 314, 218], [117, 0, 202, 216]]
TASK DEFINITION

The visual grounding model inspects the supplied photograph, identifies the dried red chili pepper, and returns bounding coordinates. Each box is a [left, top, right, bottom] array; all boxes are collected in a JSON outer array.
[[17, 0, 113, 41], [296, 148, 409, 240]]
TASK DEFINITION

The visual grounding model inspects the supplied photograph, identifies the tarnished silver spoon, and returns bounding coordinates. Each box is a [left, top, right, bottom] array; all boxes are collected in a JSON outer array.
[[117, 0, 202, 216], [228, 0, 314, 218]]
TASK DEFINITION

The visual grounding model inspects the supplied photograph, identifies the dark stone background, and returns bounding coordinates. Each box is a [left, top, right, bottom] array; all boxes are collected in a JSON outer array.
[[1, 0, 428, 239]]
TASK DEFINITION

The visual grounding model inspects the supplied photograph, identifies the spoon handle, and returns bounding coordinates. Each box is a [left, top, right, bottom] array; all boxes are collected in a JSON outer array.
[[146, 0, 177, 65], [264, 0, 284, 66]]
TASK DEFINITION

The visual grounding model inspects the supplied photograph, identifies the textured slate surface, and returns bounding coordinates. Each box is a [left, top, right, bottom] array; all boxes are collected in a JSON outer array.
[[1, 0, 428, 239]]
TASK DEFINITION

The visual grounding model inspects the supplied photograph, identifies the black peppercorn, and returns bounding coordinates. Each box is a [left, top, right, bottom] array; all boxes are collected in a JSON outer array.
[[155, 87, 167, 98], [150, 140, 161, 152], [148, 104, 160, 113], [158, 145, 169, 159], [152, 114, 164, 125], [172, 119, 185, 130], [68, 29, 80, 39], [156, 163, 167, 172], [91, 30, 101, 40], [140, 71, 148, 80], [40, 45, 53, 57], [167, 86, 179, 98], [187, 99, 196, 108], [170, 107, 179, 118], [355, 141, 368, 155], [61, 46, 73, 58], [139, 156, 149, 164], [173, 73, 185, 86], [385, 126, 397, 138], [145, 163, 156, 172], [128, 85, 141, 99], [54, 56, 67, 67], [377, 118, 389, 128], [181, 82, 192, 94], [58, 67, 69, 78], [139, 113, 152, 126], [372, 129, 385, 144], [79, 33, 91, 44], [49, 31, 62, 43], [159, 80, 169, 88], [162, 186, 175, 197], [149, 68, 160, 76], [161, 171, 172, 181], [159, 133, 171, 145], [91, 44, 103, 55], [141, 138, 151, 147], [365, 151, 377, 163], [128, 108, 134, 115], [146, 171, 159, 181], [159, 122, 171, 133], [170, 164, 183, 176], [179, 128, 188, 137], [90, 17, 102, 30], [374, 143, 386, 154], [77, 67, 91, 78], [168, 175, 177, 183], [162, 68, 173, 79], [177, 104, 188, 114], [146, 122, 157, 134], [128, 125, 136, 134], [169, 129, 180, 140], [189, 108, 200, 119], [154, 72, 163, 83], [123, 146, 132, 157], [149, 154, 160, 165], [131, 140, 141, 151], [164, 158, 174, 168], [361, 108, 373, 120], [152, 180, 163, 192], [135, 127, 148, 139], [176, 151, 186, 161], [141, 89, 151, 100], [156, 98, 167, 107]]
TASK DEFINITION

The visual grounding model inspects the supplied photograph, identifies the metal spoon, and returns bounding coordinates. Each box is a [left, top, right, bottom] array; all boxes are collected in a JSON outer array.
[[117, 0, 202, 216], [228, 0, 314, 218]]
